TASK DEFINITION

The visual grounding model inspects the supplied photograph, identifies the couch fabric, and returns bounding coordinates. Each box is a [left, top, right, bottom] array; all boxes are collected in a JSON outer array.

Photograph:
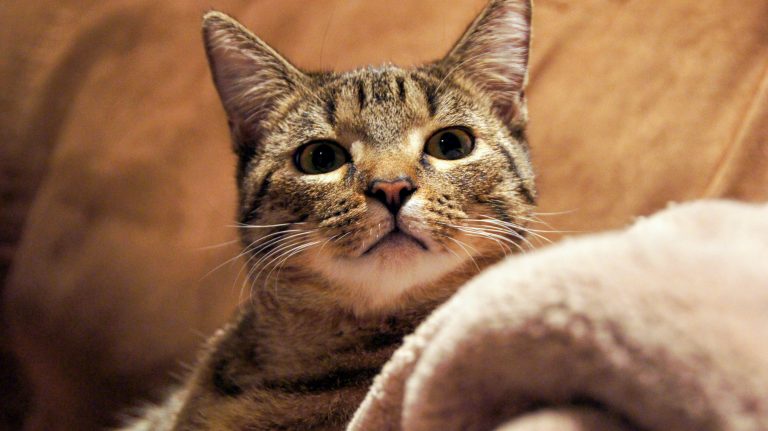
[[2, 0, 767, 429]]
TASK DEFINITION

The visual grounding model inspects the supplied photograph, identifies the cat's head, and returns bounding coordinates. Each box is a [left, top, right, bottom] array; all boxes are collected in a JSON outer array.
[[203, 0, 535, 315]]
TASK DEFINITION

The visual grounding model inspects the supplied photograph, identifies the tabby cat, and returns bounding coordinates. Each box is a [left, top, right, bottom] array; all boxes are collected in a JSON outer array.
[[123, 0, 535, 429]]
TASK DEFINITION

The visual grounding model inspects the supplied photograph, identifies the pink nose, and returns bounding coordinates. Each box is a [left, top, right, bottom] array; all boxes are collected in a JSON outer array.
[[367, 178, 417, 214]]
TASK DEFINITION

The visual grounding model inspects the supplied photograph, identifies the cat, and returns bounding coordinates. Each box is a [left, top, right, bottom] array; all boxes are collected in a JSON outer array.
[[121, 0, 535, 429]]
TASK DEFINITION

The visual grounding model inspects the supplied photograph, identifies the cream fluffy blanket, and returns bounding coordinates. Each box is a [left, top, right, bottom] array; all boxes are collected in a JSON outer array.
[[348, 200, 768, 431]]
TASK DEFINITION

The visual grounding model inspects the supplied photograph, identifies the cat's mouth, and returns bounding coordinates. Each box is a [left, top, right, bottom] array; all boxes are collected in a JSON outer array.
[[361, 227, 429, 256]]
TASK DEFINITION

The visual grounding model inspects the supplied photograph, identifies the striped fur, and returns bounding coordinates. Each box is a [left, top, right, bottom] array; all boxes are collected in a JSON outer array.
[[120, 1, 535, 429]]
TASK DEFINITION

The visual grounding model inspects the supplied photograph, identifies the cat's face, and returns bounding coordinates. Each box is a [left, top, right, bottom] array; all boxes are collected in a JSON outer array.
[[203, 0, 535, 314]]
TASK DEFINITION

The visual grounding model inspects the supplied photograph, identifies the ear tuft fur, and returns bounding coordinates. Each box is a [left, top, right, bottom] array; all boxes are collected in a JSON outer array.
[[443, 0, 532, 123], [202, 11, 306, 155]]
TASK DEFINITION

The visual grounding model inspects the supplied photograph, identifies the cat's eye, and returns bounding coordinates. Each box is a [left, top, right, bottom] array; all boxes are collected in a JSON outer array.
[[424, 128, 475, 160], [294, 140, 350, 174]]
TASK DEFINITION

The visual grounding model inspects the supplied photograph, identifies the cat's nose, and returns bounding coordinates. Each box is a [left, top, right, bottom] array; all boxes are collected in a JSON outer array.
[[366, 178, 417, 215]]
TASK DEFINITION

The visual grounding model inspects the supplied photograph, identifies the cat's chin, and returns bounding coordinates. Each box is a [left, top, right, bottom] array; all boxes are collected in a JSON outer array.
[[308, 241, 466, 315], [361, 231, 429, 256]]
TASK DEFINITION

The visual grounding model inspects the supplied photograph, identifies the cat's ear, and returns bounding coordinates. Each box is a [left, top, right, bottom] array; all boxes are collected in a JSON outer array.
[[443, 0, 531, 122], [202, 11, 307, 155]]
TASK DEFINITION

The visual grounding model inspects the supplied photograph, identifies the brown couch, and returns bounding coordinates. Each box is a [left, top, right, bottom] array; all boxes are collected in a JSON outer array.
[[2, 0, 766, 429]]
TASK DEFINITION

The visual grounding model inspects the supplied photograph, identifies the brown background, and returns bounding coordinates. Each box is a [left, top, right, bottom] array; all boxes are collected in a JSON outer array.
[[2, 0, 767, 430]]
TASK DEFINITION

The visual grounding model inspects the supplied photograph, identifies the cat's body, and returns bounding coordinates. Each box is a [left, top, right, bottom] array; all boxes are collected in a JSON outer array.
[[123, 0, 535, 429], [128, 291, 438, 430]]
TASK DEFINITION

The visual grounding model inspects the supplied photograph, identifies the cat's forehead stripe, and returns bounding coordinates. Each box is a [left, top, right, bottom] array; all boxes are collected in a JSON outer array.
[[396, 76, 406, 102], [356, 80, 367, 110], [314, 71, 412, 147], [321, 69, 435, 110], [408, 71, 439, 118], [312, 69, 442, 149], [324, 95, 336, 127]]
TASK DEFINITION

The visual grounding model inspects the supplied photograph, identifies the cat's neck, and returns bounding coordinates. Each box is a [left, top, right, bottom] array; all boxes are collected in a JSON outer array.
[[204, 280, 439, 399], [181, 266, 483, 428], [250, 274, 445, 342], [215, 261, 488, 391], [247, 271, 461, 362], [252, 254, 495, 318]]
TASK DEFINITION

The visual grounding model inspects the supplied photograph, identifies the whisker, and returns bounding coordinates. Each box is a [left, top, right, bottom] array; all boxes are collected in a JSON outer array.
[[247, 236, 315, 282], [505, 218, 574, 235], [467, 216, 556, 245], [202, 238, 267, 284], [515, 213, 557, 225], [207, 217, 313, 304], [439, 236, 463, 257], [461, 221, 538, 248], [261, 238, 321, 296], [202, 228, 307, 283], [451, 225, 517, 255], [333, 231, 352, 243], [270, 240, 324, 287], [446, 236, 481, 273], [461, 231, 511, 256], [231, 221, 307, 229], [531, 209, 579, 216], [450, 222, 528, 254], [449, 217, 536, 250], [317, 232, 341, 253], [488, 224, 542, 249], [240, 232, 318, 299], [246, 238, 316, 300], [193, 239, 239, 251], [234, 231, 317, 289], [247, 230, 315, 256]]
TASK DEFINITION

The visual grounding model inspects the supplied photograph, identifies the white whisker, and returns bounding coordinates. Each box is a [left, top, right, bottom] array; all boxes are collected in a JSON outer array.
[[202, 228, 306, 284], [460, 221, 537, 249], [452, 225, 517, 255], [446, 236, 481, 273], [240, 230, 318, 300], [468, 216, 554, 245], [193, 239, 240, 251], [270, 240, 324, 287], [246, 238, 316, 299], [231, 221, 307, 229]]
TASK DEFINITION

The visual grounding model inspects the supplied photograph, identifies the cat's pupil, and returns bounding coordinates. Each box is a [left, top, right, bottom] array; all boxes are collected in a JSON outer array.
[[439, 132, 463, 159], [313, 144, 336, 170]]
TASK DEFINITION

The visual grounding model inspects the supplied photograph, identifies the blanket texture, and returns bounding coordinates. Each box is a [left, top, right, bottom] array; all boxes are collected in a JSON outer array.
[[348, 200, 768, 431]]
